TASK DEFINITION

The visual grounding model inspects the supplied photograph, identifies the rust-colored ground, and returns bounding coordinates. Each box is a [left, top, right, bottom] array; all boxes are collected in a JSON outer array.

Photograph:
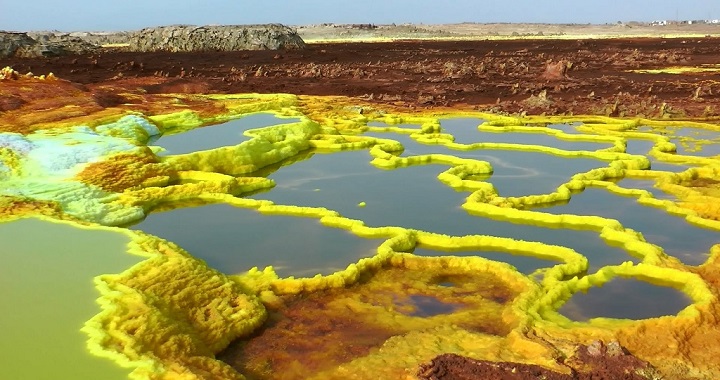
[[219, 266, 523, 379], [3, 38, 720, 118], [417, 340, 661, 380]]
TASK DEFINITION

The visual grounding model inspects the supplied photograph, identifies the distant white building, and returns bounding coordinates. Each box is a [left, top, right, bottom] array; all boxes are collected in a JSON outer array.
[[651, 20, 668, 26]]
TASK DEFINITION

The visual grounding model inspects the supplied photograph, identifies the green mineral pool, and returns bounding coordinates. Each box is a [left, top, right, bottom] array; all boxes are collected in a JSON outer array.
[[0, 218, 141, 380]]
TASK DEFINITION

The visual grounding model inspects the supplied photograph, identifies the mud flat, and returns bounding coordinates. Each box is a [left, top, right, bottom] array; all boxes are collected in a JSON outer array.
[[4, 33, 720, 118], [296, 22, 720, 42]]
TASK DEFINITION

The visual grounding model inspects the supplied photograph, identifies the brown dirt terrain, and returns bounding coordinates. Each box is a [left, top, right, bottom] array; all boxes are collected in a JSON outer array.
[[417, 339, 662, 380], [2, 37, 720, 118]]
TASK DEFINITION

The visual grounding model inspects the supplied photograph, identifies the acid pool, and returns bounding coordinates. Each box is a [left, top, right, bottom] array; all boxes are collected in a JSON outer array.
[[0, 218, 139, 380], [155, 113, 300, 155]]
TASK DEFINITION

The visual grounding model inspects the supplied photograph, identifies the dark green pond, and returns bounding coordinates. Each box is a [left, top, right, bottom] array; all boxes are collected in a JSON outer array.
[[155, 113, 299, 155]]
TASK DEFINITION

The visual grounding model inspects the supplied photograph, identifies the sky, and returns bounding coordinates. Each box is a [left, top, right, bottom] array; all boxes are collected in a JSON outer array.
[[3, 0, 719, 32]]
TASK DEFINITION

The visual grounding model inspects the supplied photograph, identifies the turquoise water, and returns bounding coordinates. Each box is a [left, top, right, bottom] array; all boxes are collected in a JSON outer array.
[[129, 203, 382, 278], [0, 218, 139, 380], [155, 113, 299, 155], [560, 278, 691, 321], [540, 188, 718, 266]]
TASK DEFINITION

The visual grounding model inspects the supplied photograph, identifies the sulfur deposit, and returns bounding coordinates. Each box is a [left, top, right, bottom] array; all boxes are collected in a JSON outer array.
[[1, 68, 720, 380]]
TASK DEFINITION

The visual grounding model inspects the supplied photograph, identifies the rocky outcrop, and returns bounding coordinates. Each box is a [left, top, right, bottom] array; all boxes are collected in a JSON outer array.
[[0, 32, 40, 58], [2, 24, 304, 58], [128, 24, 306, 52], [417, 341, 662, 380], [0, 31, 98, 58], [28, 31, 131, 46]]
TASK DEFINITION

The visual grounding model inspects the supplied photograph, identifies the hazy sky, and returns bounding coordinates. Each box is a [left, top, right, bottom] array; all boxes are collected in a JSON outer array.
[[4, 0, 719, 32]]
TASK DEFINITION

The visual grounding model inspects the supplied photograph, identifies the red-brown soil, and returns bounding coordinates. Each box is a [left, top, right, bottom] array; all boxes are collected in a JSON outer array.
[[417, 340, 663, 380], [3, 38, 720, 118]]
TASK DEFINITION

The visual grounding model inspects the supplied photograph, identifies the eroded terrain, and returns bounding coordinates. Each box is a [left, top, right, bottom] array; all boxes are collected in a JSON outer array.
[[4, 37, 720, 119]]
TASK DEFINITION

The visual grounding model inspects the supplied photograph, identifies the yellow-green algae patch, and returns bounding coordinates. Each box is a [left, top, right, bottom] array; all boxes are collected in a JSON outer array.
[[0, 217, 140, 380], [2, 94, 720, 378]]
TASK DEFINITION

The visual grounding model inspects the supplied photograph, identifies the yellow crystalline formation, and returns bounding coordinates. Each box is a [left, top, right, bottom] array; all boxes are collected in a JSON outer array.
[[86, 233, 267, 379], [0, 66, 57, 80], [2, 94, 720, 379]]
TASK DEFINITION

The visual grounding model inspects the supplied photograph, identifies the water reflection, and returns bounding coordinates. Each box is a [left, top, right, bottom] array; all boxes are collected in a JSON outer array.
[[129, 203, 382, 277], [540, 188, 717, 265], [560, 278, 691, 320], [364, 131, 608, 198], [254, 147, 631, 273], [623, 137, 693, 172], [671, 128, 720, 157], [406, 295, 460, 317], [615, 178, 676, 201], [440, 118, 611, 151], [546, 123, 584, 134]]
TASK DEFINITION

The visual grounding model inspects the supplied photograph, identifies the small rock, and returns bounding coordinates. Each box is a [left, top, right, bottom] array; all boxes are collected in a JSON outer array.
[[606, 340, 625, 357], [586, 340, 604, 357]]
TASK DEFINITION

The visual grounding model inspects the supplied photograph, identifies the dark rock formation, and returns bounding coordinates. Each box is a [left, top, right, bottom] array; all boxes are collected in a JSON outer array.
[[417, 341, 664, 380], [127, 24, 306, 52], [28, 31, 131, 46], [0, 32, 40, 58], [417, 354, 575, 380], [0, 31, 98, 58], [2, 24, 304, 58]]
